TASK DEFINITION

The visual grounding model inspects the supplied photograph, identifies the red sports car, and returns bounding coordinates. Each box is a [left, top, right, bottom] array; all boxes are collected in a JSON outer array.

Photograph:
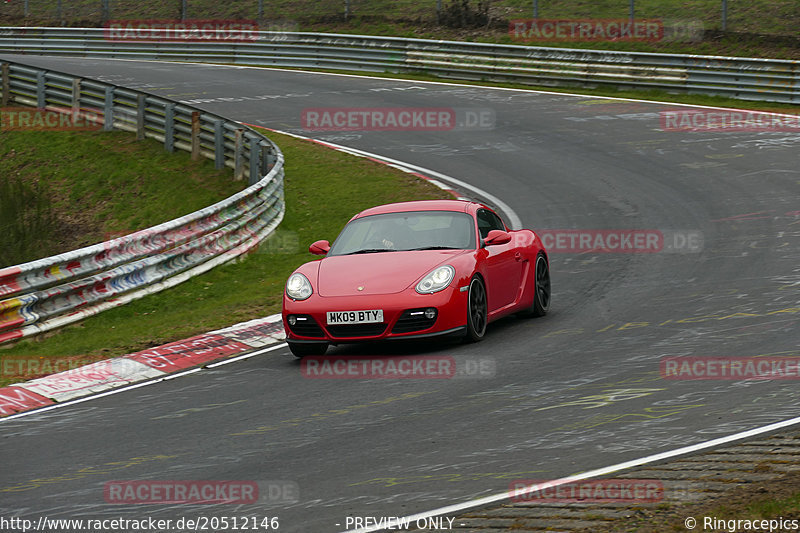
[[282, 200, 550, 357]]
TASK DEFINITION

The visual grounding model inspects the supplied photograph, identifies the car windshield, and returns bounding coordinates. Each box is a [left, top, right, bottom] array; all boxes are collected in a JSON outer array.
[[328, 210, 477, 256]]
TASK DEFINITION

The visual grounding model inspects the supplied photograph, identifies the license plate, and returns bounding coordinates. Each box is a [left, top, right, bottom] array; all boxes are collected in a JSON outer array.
[[326, 310, 384, 325]]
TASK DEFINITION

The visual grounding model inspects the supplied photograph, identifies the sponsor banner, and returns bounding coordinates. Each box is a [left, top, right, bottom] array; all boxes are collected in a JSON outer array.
[[1, 107, 103, 131], [510, 19, 664, 42], [536, 230, 702, 254], [127, 334, 251, 372], [104, 480, 299, 504], [15, 359, 163, 402], [301, 107, 495, 132], [509, 479, 664, 503], [0, 386, 55, 417], [104, 19, 259, 42], [661, 357, 800, 380], [102, 226, 293, 258], [0, 329, 23, 344], [660, 109, 800, 132], [0, 265, 23, 298]]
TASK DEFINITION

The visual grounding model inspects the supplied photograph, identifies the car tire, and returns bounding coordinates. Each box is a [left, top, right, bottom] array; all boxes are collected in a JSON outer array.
[[288, 342, 328, 358], [519, 252, 550, 317], [465, 275, 488, 342], [521, 253, 550, 317]]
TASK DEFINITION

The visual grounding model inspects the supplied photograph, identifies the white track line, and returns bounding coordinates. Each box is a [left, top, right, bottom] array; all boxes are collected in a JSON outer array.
[[248, 126, 523, 230], [0, 343, 287, 422], [342, 413, 800, 532], [5, 56, 797, 527], [41, 56, 799, 118]]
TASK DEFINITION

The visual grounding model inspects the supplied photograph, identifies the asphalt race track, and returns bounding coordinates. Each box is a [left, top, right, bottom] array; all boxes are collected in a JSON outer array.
[[1, 56, 798, 532]]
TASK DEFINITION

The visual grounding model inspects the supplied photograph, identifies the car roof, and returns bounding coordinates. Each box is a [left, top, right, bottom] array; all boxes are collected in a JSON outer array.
[[353, 200, 484, 219]]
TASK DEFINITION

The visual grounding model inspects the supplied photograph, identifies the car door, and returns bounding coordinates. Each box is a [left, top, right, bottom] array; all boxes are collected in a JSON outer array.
[[477, 208, 524, 311]]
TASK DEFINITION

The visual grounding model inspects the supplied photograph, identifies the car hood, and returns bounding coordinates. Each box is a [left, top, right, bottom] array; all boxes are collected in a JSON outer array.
[[317, 250, 467, 297]]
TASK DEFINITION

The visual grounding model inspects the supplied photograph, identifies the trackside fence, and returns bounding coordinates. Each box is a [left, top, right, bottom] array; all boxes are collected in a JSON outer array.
[[0, 59, 285, 345], [0, 27, 797, 103]]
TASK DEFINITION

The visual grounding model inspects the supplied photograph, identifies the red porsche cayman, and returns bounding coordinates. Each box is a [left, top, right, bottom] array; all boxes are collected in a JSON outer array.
[[282, 200, 550, 357]]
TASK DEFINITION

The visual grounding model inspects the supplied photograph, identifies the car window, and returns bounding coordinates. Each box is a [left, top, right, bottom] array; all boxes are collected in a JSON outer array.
[[328, 211, 477, 255], [476, 209, 506, 239]]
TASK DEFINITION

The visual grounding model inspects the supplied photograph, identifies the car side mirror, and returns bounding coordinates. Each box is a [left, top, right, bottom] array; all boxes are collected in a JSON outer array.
[[484, 230, 512, 246], [309, 240, 331, 255]]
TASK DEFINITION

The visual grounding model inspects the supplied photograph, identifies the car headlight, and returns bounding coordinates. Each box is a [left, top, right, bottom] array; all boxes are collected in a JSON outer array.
[[415, 265, 455, 294], [286, 273, 313, 300]]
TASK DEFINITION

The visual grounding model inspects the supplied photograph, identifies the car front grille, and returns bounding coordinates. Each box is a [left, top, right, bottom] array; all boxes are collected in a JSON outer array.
[[391, 308, 438, 334], [326, 323, 387, 338]]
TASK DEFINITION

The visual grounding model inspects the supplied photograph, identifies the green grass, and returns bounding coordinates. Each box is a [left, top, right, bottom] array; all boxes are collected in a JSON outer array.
[[0, 127, 450, 384], [0, 127, 243, 265], [0, 172, 57, 267]]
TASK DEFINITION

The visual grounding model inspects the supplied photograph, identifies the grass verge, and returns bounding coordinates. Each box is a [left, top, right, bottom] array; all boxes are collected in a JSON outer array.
[[0, 128, 243, 266], [0, 128, 450, 385]]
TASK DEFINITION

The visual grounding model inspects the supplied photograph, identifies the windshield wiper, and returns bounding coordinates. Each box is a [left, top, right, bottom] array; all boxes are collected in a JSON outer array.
[[406, 246, 461, 251], [343, 248, 398, 255]]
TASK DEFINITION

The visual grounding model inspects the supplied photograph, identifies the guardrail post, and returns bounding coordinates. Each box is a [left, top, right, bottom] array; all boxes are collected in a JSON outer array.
[[1, 63, 9, 107], [136, 95, 146, 140], [164, 103, 175, 152], [258, 141, 272, 174], [722, 0, 728, 31], [249, 135, 260, 184], [234, 129, 244, 180], [71, 78, 80, 114], [191, 111, 201, 161], [103, 86, 114, 131], [36, 71, 46, 108], [214, 120, 225, 170], [261, 141, 275, 172]]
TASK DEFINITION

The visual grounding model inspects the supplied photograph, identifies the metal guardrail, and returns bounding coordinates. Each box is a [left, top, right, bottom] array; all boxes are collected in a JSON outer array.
[[0, 59, 285, 345], [0, 27, 797, 103]]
